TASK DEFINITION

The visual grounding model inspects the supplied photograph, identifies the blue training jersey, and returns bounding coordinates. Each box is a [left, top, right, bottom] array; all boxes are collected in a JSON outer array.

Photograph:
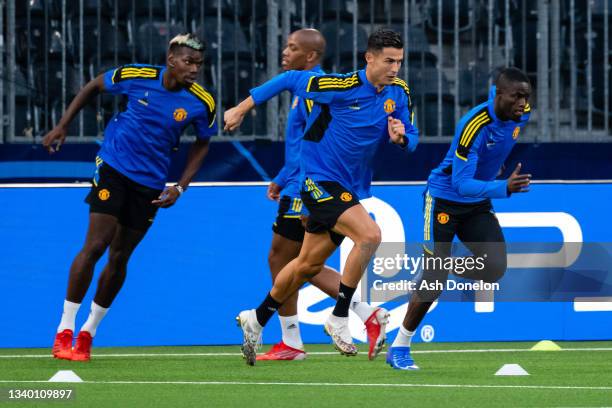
[[427, 93, 531, 203], [248, 68, 419, 199], [98, 64, 217, 190], [251, 65, 325, 198]]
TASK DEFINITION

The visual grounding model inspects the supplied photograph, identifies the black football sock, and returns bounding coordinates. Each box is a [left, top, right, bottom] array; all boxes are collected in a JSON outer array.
[[255, 292, 282, 327], [332, 282, 357, 318]]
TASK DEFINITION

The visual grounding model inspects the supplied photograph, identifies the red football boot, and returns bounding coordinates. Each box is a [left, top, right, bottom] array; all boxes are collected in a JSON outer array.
[[71, 331, 92, 362], [256, 341, 306, 361], [52, 329, 73, 360], [364, 308, 390, 360]]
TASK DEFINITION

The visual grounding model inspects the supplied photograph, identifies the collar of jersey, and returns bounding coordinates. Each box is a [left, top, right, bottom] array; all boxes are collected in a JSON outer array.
[[158, 67, 188, 93], [310, 64, 324, 74], [359, 69, 382, 93]]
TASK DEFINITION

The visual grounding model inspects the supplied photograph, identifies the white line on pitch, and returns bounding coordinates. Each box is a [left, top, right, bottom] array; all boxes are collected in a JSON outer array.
[[0, 379, 610, 391], [1, 347, 611, 359]]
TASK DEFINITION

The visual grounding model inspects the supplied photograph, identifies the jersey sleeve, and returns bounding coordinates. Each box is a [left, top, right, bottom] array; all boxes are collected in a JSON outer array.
[[192, 102, 217, 140], [103, 67, 131, 95], [391, 87, 419, 152], [186, 83, 218, 139], [272, 165, 290, 188], [451, 129, 508, 199], [250, 70, 353, 106], [102, 65, 161, 95]]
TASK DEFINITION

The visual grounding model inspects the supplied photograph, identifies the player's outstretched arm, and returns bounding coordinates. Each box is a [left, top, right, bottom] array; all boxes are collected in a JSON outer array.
[[42, 74, 105, 154], [224, 96, 256, 132], [224, 70, 313, 133], [152, 138, 210, 208]]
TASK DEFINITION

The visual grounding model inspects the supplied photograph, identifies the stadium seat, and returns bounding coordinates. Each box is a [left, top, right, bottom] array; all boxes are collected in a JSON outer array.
[[413, 94, 456, 137], [198, 17, 251, 61], [459, 66, 492, 106], [59, 102, 101, 137], [320, 0, 355, 22], [389, 24, 438, 66], [35, 62, 81, 105], [427, 0, 474, 32], [17, 0, 46, 18], [321, 22, 368, 72], [591, 62, 612, 112], [72, 17, 131, 63], [137, 21, 186, 65], [134, 0, 171, 18], [14, 98, 37, 138], [15, 16, 48, 64], [408, 67, 452, 98], [186, 0, 242, 20]]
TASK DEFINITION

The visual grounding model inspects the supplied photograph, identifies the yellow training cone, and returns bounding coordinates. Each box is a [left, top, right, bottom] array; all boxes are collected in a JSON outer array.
[[531, 340, 562, 351]]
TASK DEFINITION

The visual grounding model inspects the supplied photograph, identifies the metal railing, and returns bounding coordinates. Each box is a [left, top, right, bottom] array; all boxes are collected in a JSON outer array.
[[1, 0, 611, 142]]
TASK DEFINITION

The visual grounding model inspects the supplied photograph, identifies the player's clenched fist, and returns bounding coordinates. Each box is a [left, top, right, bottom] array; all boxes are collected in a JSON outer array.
[[223, 106, 246, 132], [42, 126, 67, 154], [387, 116, 406, 144]]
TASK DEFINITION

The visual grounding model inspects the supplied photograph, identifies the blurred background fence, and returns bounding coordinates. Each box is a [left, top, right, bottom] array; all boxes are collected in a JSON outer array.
[[1, 0, 612, 143]]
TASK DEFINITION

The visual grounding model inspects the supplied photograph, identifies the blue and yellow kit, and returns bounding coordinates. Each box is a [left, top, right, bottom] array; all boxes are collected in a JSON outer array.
[[99, 64, 217, 190], [250, 65, 324, 202], [427, 95, 531, 203], [249, 68, 419, 200]]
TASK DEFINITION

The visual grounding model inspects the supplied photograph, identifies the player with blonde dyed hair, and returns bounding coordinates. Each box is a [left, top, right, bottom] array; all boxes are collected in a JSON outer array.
[[44, 33, 216, 361]]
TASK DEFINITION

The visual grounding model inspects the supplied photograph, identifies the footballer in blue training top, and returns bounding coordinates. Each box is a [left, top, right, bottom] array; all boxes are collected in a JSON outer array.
[[386, 67, 533, 371], [232, 29, 420, 365], [225, 29, 391, 362], [43, 33, 215, 362]]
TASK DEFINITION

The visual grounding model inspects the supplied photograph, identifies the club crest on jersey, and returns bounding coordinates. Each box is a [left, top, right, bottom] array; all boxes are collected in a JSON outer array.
[[98, 189, 111, 201], [437, 212, 449, 224], [173, 108, 188, 122], [383, 98, 396, 114], [340, 192, 353, 202], [513, 126, 520, 140], [292, 96, 299, 109]]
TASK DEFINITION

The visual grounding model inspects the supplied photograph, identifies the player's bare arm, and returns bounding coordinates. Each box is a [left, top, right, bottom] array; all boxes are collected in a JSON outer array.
[[224, 96, 256, 132], [152, 138, 210, 208], [42, 75, 106, 154]]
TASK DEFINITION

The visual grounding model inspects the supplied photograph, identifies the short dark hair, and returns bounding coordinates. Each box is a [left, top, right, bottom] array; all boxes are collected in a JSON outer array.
[[168, 33, 206, 54], [367, 28, 403, 52], [496, 67, 530, 87]]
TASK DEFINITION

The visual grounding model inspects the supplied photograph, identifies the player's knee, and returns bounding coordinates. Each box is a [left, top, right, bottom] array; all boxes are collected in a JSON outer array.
[[481, 255, 507, 283], [267, 244, 284, 269], [356, 225, 381, 253], [82, 240, 109, 262], [294, 258, 324, 279], [108, 249, 130, 269]]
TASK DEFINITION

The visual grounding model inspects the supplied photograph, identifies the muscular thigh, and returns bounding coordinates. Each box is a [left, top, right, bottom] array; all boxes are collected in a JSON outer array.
[[457, 207, 505, 257]]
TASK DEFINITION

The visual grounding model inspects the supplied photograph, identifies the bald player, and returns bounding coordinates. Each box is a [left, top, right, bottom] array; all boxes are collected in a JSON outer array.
[[225, 29, 389, 361]]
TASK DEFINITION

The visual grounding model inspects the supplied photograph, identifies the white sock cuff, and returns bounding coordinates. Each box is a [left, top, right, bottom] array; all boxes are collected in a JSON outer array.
[[400, 325, 415, 337], [279, 314, 299, 325], [64, 300, 81, 311], [91, 301, 109, 314]]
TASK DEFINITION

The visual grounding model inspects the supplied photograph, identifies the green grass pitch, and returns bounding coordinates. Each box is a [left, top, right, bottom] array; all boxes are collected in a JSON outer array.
[[0, 341, 610, 407]]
